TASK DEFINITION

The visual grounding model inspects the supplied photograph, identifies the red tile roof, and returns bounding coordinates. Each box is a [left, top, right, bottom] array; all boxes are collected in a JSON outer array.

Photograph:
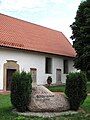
[[0, 13, 76, 57]]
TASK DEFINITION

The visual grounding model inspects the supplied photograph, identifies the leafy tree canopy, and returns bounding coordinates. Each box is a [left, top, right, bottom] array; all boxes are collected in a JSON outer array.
[[70, 0, 90, 72]]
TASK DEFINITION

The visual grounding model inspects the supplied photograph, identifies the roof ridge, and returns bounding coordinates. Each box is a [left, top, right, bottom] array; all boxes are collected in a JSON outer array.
[[0, 13, 61, 33], [60, 32, 73, 46], [0, 13, 76, 57]]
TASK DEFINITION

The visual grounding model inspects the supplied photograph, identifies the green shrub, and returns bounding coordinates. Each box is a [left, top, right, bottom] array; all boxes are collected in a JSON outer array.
[[86, 71, 90, 81], [47, 76, 52, 86], [65, 72, 87, 110], [11, 71, 32, 112]]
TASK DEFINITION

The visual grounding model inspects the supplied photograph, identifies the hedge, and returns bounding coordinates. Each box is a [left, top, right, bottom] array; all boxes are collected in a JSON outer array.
[[11, 71, 32, 112], [65, 72, 87, 110]]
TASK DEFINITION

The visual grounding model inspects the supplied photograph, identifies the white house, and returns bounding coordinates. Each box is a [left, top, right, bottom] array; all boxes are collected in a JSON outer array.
[[0, 14, 76, 91]]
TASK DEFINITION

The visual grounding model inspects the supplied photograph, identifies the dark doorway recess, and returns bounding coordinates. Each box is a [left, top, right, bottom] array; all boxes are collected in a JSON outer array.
[[6, 69, 16, 90]]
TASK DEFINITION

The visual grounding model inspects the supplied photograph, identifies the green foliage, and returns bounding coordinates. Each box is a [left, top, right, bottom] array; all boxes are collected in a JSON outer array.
[[11, 71, 32, 112], [0, 94, 90, 120], [86, 71, 90, 81], [65, 72, 87, 110], [70, 0, 90, 72], [87, 82, 90, 93]]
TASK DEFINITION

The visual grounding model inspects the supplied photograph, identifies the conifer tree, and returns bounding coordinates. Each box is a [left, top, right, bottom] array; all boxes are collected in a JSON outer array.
[[70, 0, 90, 73]]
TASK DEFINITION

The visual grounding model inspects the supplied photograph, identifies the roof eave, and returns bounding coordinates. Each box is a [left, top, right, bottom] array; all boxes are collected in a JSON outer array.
[[0, 45, 75, 58]]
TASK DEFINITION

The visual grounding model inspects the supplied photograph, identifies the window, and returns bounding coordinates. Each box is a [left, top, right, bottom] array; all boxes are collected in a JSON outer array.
[[63, 60, 68, 74], [45, 57, 52, 74]]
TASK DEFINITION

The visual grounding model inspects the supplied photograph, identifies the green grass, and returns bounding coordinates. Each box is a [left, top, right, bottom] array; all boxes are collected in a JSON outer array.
[[0, 94, 18, 120], [81, 95, 90, 113], [47, 82, 90, 93], [0, 83, 89, 120], [0, 94, 90, 120], [47, 85, 65, 92]]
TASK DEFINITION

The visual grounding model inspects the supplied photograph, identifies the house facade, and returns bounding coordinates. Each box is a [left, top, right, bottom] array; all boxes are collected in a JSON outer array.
[[0, 14, 76, 90]]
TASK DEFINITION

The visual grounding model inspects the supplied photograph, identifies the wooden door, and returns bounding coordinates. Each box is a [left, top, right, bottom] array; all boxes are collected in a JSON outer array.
[[30, 68, 37, 86], [56, 69, 61, 83], [6, 69, 16, 90]]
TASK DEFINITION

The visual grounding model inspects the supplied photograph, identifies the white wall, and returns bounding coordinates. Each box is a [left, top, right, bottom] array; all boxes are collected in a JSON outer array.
[[0, 47, 75, 90]]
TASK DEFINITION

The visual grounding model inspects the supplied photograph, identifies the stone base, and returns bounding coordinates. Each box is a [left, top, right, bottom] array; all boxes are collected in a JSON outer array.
[[28, 86, 70, 112], [14, 110, 78, 118]]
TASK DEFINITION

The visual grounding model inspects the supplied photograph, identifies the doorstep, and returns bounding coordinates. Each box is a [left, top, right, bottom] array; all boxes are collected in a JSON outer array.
[[0, 90, 10, 95]]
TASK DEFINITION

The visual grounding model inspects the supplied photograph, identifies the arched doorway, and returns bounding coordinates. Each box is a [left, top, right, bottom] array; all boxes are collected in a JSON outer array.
[[3, 60, 19, 91]]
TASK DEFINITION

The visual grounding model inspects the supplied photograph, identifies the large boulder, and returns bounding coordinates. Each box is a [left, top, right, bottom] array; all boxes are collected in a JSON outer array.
[[28, 86, 70, 112]]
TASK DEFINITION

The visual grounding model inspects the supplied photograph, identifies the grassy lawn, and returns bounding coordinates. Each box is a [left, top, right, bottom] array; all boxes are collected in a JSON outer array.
[[47, 85, 65, 92], [81, 95, 90, 113], [47, 82, 90, 93], [1, 83, 89, 120], [0, 94, 90, 120]]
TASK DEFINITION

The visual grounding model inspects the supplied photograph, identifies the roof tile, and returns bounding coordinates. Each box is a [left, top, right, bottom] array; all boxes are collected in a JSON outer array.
[[0, 13, 76, 57]]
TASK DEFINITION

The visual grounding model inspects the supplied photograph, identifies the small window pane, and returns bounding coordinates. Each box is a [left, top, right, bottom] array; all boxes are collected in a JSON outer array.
[[45, 57, 52, 74], [63, 60, 68, 74]]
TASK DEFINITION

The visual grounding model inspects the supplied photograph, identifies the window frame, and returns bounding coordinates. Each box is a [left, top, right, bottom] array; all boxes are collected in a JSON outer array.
[[63, 59, 68, 74], [45, 57, 52, 74]]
